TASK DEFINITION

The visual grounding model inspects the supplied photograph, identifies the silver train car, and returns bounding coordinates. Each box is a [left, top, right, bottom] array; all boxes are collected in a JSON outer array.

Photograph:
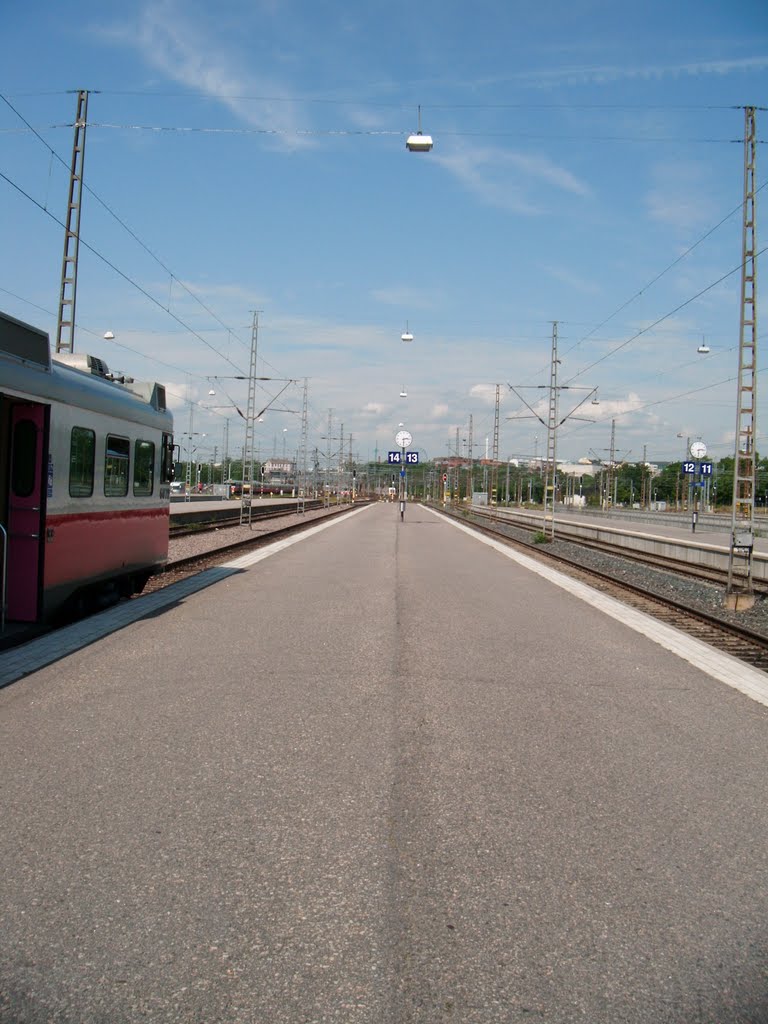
[[0, 311, 175, 626]]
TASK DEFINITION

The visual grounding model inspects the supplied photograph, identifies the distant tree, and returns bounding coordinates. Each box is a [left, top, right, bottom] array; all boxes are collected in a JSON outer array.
[[580, 473, 599, 505], [714, 457, 733, 508], [757, 456, 768, 512], [615, 462, 644, 505], [711, 454, 768, 510], [650, 463, 679, 504]]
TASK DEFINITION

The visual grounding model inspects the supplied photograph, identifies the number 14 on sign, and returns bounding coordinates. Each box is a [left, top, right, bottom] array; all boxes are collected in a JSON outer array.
[[388, 450, 419, 464]]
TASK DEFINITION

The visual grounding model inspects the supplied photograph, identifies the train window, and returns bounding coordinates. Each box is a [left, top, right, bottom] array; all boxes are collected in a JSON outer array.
[[11, 418, 37, 498], [104, 435, 130, 497], [69, 427, 95, 497], [161, 433, 175, 484], [133, 440, 155, 496]]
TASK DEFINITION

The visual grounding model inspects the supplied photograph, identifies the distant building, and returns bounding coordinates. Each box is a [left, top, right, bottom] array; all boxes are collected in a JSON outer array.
[[558, 461, 599, 479], [263, 458, 295, 483]]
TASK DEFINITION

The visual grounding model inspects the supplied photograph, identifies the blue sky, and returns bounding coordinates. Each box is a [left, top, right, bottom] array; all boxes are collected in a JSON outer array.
[[3, 0, 768, 469]]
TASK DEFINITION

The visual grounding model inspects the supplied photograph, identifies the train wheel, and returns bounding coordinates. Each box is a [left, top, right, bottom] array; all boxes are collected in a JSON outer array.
[[129, 572, 152, 596]]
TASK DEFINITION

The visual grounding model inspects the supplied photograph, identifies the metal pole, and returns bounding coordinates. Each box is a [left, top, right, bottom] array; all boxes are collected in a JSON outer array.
[[544, 322, 559, 539], [240, 311, 260, 526], [185, 397, 193, 501], [726, 105, 759, 609], [55, 90, 88, 354]]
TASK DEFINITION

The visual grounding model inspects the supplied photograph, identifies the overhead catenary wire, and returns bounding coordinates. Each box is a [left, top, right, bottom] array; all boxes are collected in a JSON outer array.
[[7, 87, 764, 111], [0, 91, 253, 359], [4, 90, 761, 383], [558, 177, 768, 375], [0, 282, 303, 426], [53, 122, 761, 145], [564, 246, 768, 385], [4, 91, 764, 458], [557, 373, 743, 441], [0, 284, 215, 381], [1, 92, 313, 423], [0, 167, 248, 376], [6, 91, 764, 145]]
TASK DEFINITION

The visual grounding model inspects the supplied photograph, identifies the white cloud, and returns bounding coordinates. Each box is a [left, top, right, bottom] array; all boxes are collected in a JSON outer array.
[[513, 56, 768, 89], [644, 158, 721, 234], [369, 286, 439, 311], [504, 152, 591, 198], [646, 190, 713, 232], [543, 264, 602, 296], [104, 0, 312, 151], [469, 383, 505, 405], [268, 314, 391, 353], [590, 392, 645, 421], [163, 380, 191, 412], [433, 143, 590, 214]]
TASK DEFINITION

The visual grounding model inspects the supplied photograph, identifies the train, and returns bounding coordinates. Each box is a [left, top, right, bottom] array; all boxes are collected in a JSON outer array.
[[0, 310, 175, 627]]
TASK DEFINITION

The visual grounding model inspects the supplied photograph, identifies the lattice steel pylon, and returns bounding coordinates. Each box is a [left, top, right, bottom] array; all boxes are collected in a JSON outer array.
[[325, 409, 333, 507], [490, 384, 500, 512], [543, 322, 560, 538], [296, 378, 309, 513], [240, 311, 260, 527], [509, 325, 597, 538], [453, 427, 460, 505], [55, 90, 89, 354], [606, 419, 616, 510], [467, 413, 474, 502], [641, 444, 648, 508], [726, 106, 759, 610], [339, 423, 345, 504]]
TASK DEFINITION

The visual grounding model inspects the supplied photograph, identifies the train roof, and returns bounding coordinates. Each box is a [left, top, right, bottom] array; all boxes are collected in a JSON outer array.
[[1, 310, 173, 431], [1, 309, 50, 367]]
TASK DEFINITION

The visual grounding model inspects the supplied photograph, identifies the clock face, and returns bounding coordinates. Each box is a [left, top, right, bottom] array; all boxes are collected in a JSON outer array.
[[395, 430, 413, 448], [690, 441, 707, 459]]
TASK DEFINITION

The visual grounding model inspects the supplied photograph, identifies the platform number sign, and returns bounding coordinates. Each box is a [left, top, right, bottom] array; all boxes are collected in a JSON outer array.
[[388, 450, 419, 464], [682, 461, 713, 476]]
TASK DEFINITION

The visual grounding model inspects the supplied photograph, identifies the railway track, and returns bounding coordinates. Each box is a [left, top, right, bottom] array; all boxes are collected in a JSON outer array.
[[168, 499, 326, 537], [467, 504, 768, 594], [466, 501, 768, 598], [433, 504, 768, 673], [146, 502, 361, 593]]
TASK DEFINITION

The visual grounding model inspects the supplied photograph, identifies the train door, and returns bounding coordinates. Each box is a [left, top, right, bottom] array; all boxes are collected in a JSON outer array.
[[5, 403, 48, 621]]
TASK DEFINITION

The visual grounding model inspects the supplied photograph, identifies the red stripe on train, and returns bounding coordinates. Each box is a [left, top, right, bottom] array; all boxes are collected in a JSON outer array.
[[47, 506, 170, 526], [44, 507, 169, 588]]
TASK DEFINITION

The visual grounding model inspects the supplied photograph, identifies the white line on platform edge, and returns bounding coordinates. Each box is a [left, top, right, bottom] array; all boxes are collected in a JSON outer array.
[[0, 504, 372, 689], [427, 505, 768, 709]]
